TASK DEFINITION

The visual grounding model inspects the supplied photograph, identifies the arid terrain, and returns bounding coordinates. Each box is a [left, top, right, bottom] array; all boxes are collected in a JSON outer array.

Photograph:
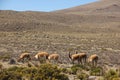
[[0, 0, 120, 79]]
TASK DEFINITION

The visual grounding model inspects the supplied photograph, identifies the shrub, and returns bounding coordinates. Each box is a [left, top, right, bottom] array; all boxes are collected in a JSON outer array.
[[104, 69, 119, 80], [36, 64, 69, 80], [77, 72, 89, 80], [60, 68, 68, 73], [66, 68, 73, 74], [112, 78, 120, 80], [0, 54, 11, 61], [90, 67, 103, 76], [71, 64, 89, 74], [0, 63, 3, 70], [0, 63, 69, 80], [0, 70, 22, 80], [71, 64, 83, 74]]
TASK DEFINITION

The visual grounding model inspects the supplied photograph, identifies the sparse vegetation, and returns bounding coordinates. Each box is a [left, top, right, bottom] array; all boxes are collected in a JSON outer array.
[[90, 67, 103, 76], [0, 64, 69, 80], [104, 69, 119, 80], [71, 64, 88, 74], [0, 0, 120, 79], [0, 54, 11, 61], [77, 72, 89, 80], [0, 63, 3, 70]]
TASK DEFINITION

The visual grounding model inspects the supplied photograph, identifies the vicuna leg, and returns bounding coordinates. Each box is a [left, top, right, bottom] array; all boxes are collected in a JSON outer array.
[[95, 60, 97, 67], [72, 60, 74, 64]]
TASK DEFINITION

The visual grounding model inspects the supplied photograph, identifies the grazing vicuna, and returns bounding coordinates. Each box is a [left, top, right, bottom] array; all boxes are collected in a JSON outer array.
[[69, 51, 81, 64], [88, 54, 98, 66], [17, 53, 31, 63], [34, 51, 49, 62], [48, 53, 60, 64], [76, 52, 87, 65]]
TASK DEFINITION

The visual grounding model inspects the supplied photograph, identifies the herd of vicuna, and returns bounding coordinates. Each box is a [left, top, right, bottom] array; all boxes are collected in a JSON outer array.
[[17, 51, 98, 66]]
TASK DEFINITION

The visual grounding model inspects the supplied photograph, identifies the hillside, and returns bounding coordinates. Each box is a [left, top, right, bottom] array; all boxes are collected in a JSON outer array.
[[55, 0, 120, 14], [0, 0, 120, 33], [0, 0, 120, 66]]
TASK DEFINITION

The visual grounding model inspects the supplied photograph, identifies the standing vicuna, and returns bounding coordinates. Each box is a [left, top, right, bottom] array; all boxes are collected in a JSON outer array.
[[76, 52, 87, 65], [34, 51, 49, 63], [88, 54, 99, 66], [17, 53, 31, 63], [69, 51, 81, 64], [48, 53, 60, 64]]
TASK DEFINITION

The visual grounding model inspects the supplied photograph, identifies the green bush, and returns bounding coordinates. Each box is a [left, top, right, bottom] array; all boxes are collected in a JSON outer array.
[[104, 69, 119, 80], [112, 78, 120, 80], [0, 70, 22, 80], [90, 67, 103, 76], [71, 64, 89, 74], [77, 72, 89, 80], [0, 54, 11, 61], [0, 63, 2, 70], [0, 63, 69, 80], [60, 68, 68, 73], [71, 64, 83, 74]]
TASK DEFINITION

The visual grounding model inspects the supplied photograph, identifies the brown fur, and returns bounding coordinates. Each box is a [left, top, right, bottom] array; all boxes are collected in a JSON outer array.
[[88, 54, 98, 66], [34, 51, 49, 60], [48, 53, 60, 63], [17, 53, 31, 62], [77, 53, 87, 64], [69, 52, 80, 64]]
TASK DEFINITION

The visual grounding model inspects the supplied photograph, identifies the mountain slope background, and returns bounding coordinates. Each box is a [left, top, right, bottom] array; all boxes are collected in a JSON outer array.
[[55, 0, 120, 14], [0, 0, 120, 66]]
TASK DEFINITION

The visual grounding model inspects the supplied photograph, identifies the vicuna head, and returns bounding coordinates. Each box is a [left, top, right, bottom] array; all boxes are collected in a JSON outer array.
[[17, 53, 31, 62], [68, 51, 80, 64], [87, 54, 98, 66]]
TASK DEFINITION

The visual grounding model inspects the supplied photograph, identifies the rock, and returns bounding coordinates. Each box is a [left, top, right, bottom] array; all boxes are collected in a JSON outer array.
[[88, 76, 96, 80], [8, 58, 16, 64]]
